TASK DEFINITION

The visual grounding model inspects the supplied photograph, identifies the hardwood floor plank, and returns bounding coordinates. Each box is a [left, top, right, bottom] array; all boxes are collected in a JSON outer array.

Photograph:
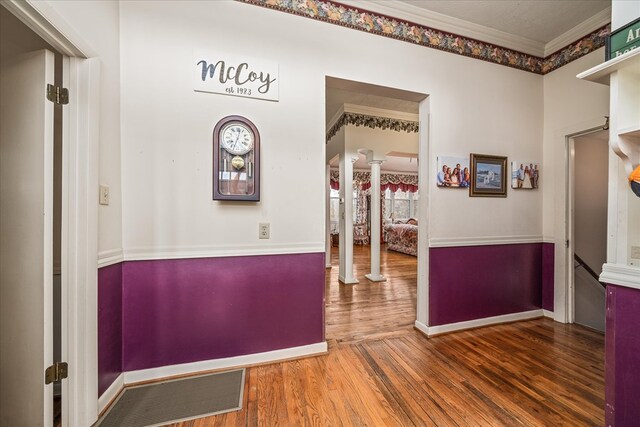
[[170, 245, 604, 426]]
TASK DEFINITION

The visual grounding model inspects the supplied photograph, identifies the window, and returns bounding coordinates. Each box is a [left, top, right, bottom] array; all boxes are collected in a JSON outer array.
[[385, 189, 419, 220], [329, 189, 339, 233], [329, 189, 340, 222]]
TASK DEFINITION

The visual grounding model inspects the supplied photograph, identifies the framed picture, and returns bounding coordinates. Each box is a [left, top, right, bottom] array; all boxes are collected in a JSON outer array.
[[436, 156, 470, 188], [511, 161, 539, 189], [470, 153, 507, 197]]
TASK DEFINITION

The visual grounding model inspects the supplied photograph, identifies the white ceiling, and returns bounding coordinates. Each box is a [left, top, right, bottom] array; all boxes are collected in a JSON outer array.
[[326, 77, 423, 124], [345, 0, 611, 56], [393, 0, 610, 44], [325, 89, 419, 123]]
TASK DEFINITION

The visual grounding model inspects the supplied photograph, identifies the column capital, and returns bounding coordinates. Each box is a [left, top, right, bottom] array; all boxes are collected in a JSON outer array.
[[368, 160, 384, 166]]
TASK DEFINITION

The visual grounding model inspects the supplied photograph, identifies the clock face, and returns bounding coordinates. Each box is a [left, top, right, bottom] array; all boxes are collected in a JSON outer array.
[[221, 123, 254, 155]]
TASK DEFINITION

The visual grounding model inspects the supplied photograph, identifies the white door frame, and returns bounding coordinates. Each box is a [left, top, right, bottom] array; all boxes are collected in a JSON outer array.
[[563, 124, 607, 325], [416, 98, 430, 329], [1, 1, 100, 425]]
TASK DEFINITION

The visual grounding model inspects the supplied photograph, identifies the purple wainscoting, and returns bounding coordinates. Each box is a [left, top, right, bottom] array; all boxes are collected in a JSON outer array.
[[605, 285, 640, 426], [98, 262, 123, 396], [429, 243, 543, 326], [542, 242, 555, 312], [122, 252, 325, 372]]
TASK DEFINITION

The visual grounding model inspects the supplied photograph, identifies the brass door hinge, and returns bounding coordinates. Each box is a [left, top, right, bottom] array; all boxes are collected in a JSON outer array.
[[46, 84, 69, 105], [45, 362, 68, 384]]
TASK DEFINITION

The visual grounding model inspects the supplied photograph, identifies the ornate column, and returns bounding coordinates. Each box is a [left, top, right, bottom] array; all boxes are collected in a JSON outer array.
[[365, 160, 386, 282]]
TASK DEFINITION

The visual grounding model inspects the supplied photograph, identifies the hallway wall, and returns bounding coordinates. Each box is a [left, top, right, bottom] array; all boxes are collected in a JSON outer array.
[[541, 49, 609, 321], [67, 0, 611, 397], [111, 0, 542, 392]]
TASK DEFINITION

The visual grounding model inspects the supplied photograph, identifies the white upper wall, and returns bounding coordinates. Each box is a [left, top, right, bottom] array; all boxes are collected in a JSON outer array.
[[118, 0, 544, 255], [612, 0, 640, 30], [541, 49, 609, 241], [37, 0, 122, 257]]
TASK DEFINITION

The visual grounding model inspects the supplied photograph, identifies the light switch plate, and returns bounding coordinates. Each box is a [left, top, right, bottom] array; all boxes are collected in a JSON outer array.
[[631, 246, 640, 259], [99, 185, 110, 205]]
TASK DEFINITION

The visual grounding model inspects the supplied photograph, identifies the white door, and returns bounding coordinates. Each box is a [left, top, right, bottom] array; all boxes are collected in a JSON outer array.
[[0, 49, 55, 426]]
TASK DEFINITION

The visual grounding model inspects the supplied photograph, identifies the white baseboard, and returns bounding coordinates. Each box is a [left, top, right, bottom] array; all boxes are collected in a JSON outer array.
[[415, 309, 544, 337], [414, 320, 429, 337], [123, 341, 328, 385], [338, 275, 359, 284], [98, 373, 124, 413], [543, 309, 554, 319]]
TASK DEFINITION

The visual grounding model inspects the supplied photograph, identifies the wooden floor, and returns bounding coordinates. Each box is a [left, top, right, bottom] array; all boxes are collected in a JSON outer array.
[[171, 245, 605, 426], [325, 244, 418, 344]]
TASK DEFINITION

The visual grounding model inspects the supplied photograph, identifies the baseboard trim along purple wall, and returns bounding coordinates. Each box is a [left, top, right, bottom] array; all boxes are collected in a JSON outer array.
[[100, 243, 551, 396], [121, 252, 325, 372], [98, 252, 325, 396], [605, 284, 640, 426], [429, 243, 544, 326]]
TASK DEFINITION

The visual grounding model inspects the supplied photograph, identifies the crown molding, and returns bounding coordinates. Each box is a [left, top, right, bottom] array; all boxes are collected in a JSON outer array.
[[240, 0, 608, 75], [326, 110, 419, 142], [327, 104, 418, 139], [327, 104, 345, 131], [342, 0, 545, 57], [343, 103, 419, 122], [544, 7, 612, 57]]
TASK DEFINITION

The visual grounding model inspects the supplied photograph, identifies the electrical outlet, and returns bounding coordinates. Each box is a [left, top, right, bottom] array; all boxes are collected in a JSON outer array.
[[99, 185, 110, 205], [631, 246, 640, 259], [259, 223, 270, 239]]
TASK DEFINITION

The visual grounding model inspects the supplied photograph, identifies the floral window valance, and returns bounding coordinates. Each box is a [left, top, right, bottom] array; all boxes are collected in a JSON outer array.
[[330, 170, 418, 193]]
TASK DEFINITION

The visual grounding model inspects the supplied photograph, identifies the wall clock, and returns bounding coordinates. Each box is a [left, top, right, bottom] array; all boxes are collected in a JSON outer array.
[[213, 115, 260, 201]]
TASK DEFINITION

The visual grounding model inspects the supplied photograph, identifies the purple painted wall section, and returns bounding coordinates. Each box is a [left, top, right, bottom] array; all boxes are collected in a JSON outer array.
[[605, 285, 640, 426], [122, 252, 325, 371], [429, 243, 542, 326], [542, 243, 554, 312], [98, 263, 123, 396]]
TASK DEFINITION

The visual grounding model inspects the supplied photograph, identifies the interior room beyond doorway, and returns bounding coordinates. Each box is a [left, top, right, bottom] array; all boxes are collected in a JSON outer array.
[[324, 76, 427, 342]]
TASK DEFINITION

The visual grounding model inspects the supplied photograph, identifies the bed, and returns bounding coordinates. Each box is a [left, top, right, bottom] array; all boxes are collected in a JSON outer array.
[[384, 219, 418, 256]]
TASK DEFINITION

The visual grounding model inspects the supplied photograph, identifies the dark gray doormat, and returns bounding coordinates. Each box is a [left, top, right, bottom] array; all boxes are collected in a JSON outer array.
[[96, 369, 245, 427]]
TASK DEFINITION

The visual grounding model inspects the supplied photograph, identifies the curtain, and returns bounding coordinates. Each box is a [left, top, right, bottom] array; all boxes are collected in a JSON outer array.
[[354, 186, 368, 225], [329, 169, 418, 193]]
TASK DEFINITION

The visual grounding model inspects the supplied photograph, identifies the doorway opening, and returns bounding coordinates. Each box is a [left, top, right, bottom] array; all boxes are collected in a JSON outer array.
[[324, 77, 428, 344], [0, 6, 65, 426], [567, 128, 608, 332]]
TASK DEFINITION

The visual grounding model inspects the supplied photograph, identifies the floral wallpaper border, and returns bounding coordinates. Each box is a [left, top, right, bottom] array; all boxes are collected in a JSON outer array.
[[238, 0, 609, 75], [327, 112, 419, 142]]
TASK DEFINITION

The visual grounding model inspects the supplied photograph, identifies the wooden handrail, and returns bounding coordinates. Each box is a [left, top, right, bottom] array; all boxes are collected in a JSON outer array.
[[574, 253, 606, 288]]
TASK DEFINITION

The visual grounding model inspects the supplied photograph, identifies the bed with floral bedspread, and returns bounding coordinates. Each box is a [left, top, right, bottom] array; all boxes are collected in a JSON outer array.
[[384, 220, 418, 256]]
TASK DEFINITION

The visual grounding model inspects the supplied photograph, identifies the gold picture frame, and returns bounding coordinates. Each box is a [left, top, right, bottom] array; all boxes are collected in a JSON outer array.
[[470, 153, 507, 197]]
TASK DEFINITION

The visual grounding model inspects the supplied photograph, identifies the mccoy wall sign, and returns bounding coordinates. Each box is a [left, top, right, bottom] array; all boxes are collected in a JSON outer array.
[[193, 50, 279, 101], [607, 17, 640, 60]]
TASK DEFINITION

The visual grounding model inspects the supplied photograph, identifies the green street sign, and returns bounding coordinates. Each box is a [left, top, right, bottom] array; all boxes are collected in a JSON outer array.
[[607, 17, 640, 60]]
